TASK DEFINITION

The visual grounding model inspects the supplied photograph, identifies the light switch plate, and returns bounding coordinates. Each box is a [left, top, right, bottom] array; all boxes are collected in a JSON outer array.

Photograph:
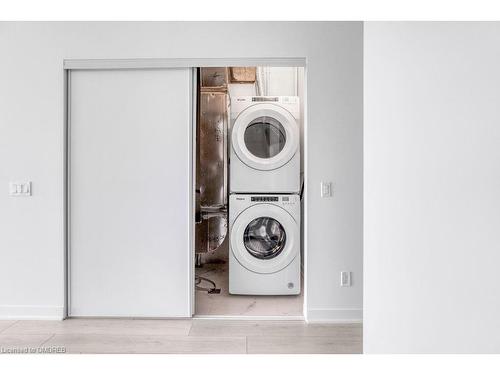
[[320, 181, 333, 198], [9, 181, 32, 197], [340, 271, 351, 287]]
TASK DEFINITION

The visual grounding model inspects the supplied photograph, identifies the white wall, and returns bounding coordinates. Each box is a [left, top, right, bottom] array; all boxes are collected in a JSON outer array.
[[227, 67, 298, 97], [0, 22, 363, 321], [364, 22, 500, 352]]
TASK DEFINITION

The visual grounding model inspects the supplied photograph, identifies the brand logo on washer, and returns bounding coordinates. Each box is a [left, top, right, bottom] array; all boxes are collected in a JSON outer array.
[[235, 197, 245, 200]]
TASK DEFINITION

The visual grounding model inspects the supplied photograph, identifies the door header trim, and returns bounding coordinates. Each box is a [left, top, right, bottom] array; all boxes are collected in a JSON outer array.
[[64, 57, 306, 70]]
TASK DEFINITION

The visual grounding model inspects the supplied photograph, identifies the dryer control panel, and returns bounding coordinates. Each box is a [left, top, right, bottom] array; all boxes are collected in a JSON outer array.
[[234, 96, 299, 104], [279, 195, 299, 206]]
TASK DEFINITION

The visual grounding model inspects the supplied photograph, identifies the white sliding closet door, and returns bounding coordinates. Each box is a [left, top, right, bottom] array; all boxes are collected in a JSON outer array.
[[69, 68, 193, 317]]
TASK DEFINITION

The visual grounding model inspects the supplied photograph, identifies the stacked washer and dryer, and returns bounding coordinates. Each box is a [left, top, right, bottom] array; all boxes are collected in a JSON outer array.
[[229, 96, 301, 295]]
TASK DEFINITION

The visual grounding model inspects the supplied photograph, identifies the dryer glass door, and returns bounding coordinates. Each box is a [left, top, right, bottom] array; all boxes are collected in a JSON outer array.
[[243, 216, 287, 259], [244, 117, 286, 159], [232, 103, 299, 171]]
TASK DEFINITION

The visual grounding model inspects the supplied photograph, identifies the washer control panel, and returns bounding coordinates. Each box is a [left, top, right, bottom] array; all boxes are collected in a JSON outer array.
[[249, 195, 298, 205], [251, 196, 279, 202], [280, 195, 299, 206]]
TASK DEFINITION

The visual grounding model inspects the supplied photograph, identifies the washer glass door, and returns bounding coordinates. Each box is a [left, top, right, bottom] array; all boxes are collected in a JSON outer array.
[[243, 216, 286, 259], [230, 203, 298, 274]]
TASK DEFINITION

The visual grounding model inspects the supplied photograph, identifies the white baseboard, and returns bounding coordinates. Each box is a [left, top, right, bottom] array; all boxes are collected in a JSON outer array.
[[193, 315, 304, 321], [306, 308, 362, 323], [0, 305, 64, 320]]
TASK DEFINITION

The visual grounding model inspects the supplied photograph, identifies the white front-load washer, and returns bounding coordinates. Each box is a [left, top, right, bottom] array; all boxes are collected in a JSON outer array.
[[229, 194, 301, 295], [230, 96, 300, 193]]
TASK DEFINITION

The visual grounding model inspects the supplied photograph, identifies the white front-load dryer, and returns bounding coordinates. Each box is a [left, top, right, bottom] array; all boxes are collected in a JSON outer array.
[[230, 96, 300, 193], [229, 194, 301, 295]]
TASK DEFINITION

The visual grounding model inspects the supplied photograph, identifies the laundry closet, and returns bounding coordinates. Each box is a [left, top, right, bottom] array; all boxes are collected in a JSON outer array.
[[194, 66, 305, 317], [66, 62, 305, 319]]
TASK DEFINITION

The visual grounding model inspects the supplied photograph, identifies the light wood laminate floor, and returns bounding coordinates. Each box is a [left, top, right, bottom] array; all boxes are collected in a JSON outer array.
[[0, 319, 362, 354]]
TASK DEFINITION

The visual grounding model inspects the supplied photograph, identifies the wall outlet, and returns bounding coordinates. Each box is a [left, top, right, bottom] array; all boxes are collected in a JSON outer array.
[[340, 271, 351, 287], [320, 181, 333, 198], [9, 181, 32, 197]]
